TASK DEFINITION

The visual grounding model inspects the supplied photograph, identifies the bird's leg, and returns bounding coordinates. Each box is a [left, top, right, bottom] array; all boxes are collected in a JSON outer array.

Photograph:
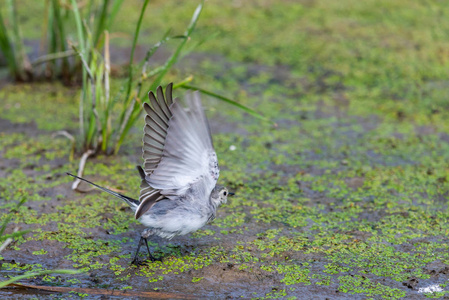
[[132, 230, 161, 265], [143, 237, 159, 262], [131, 237, 144, 265]]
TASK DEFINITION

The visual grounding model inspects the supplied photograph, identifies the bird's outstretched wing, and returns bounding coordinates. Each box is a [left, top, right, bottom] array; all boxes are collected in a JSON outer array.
[[136, 84, 219, 219]]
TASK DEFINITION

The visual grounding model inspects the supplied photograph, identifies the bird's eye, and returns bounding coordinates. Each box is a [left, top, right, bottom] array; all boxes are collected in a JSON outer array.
[[223, 191, 227, 196]]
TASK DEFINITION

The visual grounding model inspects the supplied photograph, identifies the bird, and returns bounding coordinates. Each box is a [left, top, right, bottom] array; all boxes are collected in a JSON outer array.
[[68, 83, 232, 264]]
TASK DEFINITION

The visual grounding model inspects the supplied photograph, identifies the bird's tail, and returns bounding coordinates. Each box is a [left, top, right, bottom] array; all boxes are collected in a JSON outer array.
[[67, 173, 139, 209]]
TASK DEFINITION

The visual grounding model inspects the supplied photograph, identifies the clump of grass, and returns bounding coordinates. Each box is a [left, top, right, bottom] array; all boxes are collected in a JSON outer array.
[[68, 0, 269, 186], [70, 0, 199, 155], [0, 0, 32, 81], [0, 0, 123, 82], [1, 0, 269, 185]]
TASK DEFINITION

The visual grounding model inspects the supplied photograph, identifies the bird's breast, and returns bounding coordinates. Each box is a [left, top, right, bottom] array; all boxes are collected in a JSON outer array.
[[138, 205, 211, 239]]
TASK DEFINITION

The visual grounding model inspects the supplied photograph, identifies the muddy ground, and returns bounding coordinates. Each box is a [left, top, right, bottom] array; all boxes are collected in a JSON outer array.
[[2, 0, 449, 299], [1, 53, 449, 299]]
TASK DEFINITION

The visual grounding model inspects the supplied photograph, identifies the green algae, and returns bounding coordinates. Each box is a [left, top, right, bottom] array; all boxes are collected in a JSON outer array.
[[0, 83, 79, 131], [2, 91, 449, 297], [2, 0, 449, 298], [276, 263, 311, 286], [338, 275, 406, 299]]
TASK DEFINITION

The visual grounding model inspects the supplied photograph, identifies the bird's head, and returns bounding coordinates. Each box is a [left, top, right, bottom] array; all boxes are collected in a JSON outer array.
[[210, 185, 234, 206]]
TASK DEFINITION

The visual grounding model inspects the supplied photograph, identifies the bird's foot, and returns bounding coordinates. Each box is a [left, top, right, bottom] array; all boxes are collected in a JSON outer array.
[[131, 236, 161, 265], [131, 255, 161, 266], [131, 258, 142, 266], [149, 254, 162, 262]]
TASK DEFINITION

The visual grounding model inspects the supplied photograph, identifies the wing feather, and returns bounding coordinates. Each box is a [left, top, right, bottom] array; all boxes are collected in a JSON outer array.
[[145, 92, 217, 192], [137, 84, 218, 218], [148, 93, 170, 124], [138, 85, 175, 217], [165, 83, 174, 106], [144, 109, 168, 131], [157, 86, 171, 119], [136, 166, 163, 218]]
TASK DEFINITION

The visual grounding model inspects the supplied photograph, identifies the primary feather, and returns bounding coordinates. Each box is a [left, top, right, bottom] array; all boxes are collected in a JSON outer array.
[[136, 84, 220, 227]]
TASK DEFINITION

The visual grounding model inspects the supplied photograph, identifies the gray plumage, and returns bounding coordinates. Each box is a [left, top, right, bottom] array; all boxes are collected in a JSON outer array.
[[68, 83, 229, 263], [135, 83, 227, 240]]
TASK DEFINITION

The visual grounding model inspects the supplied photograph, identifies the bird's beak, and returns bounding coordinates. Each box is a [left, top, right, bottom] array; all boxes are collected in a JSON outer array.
[[228, 192, 235, 196]]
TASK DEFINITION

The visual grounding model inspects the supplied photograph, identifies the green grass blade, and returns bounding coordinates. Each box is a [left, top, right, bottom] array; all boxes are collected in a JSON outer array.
[[0, 269, 83, 289], [117, 0, 150, 133], [0, 9, 19, 77], [0, 214, 14, 238], [85, 110, 96, 148], [171, 75, 193, 88], [0, 229, 32, 243], [124, 0, 150, 102], [149, 1, 203, 91], [106, 0, 124, 31], [39, 0, 50, 57], [178, 84, 274, 124], [6, 0, 31, 80], [185, 0, 204, 36], [136, 29, 172, 73], [114, 2, 203, 154], [114, 0, 150, 153], [114, 108, 140, 154], [51, 0, 70, 79], [0, 197, 27, 237], [181, 31, 219, 59], [102, 31, 111, 153], [70, 0, 85, 53], [47, 1, 57, 76], [71, 0, 90, 148], [93, 0, 110, 48], [112, 30, 174, 154], [135, 30, 180, 99], [85, 0, 95, 25], [52, 0, 66, 52], [31, 50, 76, 67]]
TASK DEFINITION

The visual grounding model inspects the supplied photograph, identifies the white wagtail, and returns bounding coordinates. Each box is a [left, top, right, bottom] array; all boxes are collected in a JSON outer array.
[[68, 83, 232, 264]]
